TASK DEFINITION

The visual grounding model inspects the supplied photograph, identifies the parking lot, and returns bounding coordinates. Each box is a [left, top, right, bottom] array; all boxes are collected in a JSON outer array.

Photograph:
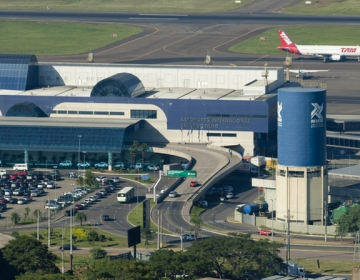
[[0, 168, 117, 228]]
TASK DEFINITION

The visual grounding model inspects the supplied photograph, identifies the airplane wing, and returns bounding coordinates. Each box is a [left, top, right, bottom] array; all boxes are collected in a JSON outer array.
[[289, 70, 329, 74]]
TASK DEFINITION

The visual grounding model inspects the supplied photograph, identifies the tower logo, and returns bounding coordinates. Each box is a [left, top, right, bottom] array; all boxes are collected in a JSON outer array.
[[311, 103, 323, 128], [277, 101, 282, 127]]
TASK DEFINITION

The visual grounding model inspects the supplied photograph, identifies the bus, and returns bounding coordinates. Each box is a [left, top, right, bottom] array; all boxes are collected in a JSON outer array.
[[117, 187, 135, 203]]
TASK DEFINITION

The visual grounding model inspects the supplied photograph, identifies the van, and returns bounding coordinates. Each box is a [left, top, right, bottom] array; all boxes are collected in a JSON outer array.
[[13, 163, 28, 171]]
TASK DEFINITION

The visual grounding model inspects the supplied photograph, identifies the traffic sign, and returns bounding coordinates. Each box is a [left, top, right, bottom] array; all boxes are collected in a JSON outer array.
[[167, 170, 197, 178]]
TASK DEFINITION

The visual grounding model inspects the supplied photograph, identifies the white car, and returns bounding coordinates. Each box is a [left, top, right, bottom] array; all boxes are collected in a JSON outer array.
[[89, 196, 98, 202], [135, 163, 142, 169], [96, 176, 106, 182], [46, 182, 55, 189], [59, 160, 72, 167], [147, 165, 159, 171], [77, 162, 90, 168], [111, 177, 121, 183], [168, 191, 177, 198], [0, 170, 6, 176], [17, 198, 27, 205], [95, 162, 108, 168], [114, 162, 124, 168], [226, 192, 234, 199]]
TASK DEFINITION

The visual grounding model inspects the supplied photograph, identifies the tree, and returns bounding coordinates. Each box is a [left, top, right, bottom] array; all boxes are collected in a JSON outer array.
[[186, 234, 283, 279], [90, 247, 107, 260], [76, 175, 84, 186], [2, 235, 60, 274], [130, 140, 139, 165], [149, 249, 188, 279], [10, 212, 21, 226], [84, 169, 95, 187], [87, 228, 100, 243], [32, 209, 42, 221], [24, 207, 31, 220], [139, 143, 148, 167], [141, 227, 155, 246], [75, 212, 87, 226], [189, 216, 202, 240], [336, 204, 360, 237]]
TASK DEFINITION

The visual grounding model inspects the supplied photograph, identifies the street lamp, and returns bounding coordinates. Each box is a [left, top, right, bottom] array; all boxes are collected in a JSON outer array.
[[78, 135, 81, 176], [83, 151, 86, 175], [53, 165, 58, 200], [270, 198, 276, 242]]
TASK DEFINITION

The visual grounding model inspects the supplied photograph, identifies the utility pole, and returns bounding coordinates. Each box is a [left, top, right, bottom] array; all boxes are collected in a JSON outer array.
[[48, 201, 51, 247], [37, 210, 39, 240], [62, 224, 64, 273], [157, 210, 160, 250], [324, 200, 328, 242], [180, 226, 183, 251]]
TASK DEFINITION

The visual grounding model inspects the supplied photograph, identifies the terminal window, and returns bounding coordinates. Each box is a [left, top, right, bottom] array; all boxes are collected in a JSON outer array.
[[207, 133, 221, 137], [79, 111, 93, 115], [110, 112, 125, 116], [131, 110, 157, 119], [222, 133, 236, 137], [94, 111, 109, 115]]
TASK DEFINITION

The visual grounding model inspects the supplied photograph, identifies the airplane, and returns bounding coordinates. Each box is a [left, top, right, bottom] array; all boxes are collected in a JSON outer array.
[[277, 30, 360, 62], [289, 68, 329, 78]]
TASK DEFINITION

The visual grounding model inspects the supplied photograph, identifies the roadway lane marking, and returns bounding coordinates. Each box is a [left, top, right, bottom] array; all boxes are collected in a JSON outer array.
[[129, 17, 178, 20]]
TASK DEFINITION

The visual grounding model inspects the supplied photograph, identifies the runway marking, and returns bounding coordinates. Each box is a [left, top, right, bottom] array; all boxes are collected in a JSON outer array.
[[129, 17, 178, 20], [139, 14, 188, 17]]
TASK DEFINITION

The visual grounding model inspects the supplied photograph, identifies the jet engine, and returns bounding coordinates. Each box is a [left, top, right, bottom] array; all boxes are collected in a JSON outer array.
[[328, 55, 343, 61]]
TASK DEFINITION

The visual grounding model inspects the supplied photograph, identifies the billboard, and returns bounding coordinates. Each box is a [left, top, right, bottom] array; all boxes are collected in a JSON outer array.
[[127, 226, 141, 247]]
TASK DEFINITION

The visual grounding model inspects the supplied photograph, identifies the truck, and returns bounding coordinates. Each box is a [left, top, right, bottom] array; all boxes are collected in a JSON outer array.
[[236, 162, 258, 174], [281, 261, 306, 278], [163, 163, 182, 176], [250, 156, 266, 167]]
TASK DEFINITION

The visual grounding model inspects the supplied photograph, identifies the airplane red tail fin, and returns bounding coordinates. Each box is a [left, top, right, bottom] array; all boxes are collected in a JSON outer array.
[[278, 30, 296, 47]]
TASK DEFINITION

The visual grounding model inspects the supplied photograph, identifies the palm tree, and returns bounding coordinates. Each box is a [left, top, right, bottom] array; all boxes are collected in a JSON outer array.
[[190, 216, 202, 241], [139, 143, 148, 168], [84, 169, 95, 188], [33, 209, 42, 221], [10, 212, 21, 226], [24, 207, 31, 221], [75, 212, 87, 226], [76, 176, 84, 186]]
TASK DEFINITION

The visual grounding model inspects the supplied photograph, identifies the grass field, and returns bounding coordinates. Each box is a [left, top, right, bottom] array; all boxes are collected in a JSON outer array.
[[229, 26, 360, 55], [0, 0, 254, 13], [284, 0, 360, 15], [0, 21, 142, 56]]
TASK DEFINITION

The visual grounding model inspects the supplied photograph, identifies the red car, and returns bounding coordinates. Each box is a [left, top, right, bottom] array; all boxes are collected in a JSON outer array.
[[74, 204, 83, 210], [190, 180, 198, 187], [257, 229, 272, 236]]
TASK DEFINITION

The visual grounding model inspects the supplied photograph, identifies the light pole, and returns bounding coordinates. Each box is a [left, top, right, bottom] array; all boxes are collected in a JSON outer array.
[[83, 151, 86, 176], [78, 135, 81, 176], [53, 165, 58, 200], [270, 198, 276, 241]]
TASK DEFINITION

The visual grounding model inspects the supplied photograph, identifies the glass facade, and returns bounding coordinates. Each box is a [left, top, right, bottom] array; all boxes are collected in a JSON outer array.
[[91, 73, 145, 98], [6, 101, 47, 117], [0, 125, 126, 152], [0, 54, 38, 90], [130, 110, 157, 119]]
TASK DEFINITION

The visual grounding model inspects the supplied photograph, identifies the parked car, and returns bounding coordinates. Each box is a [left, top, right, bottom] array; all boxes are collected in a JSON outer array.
[[114, 162, 124, 168], [258, 229, 272, 236], [89, 196, 98, 202], [96, 176, 106, 182], [64, 209, 77, 216], [169, 191, 177, 198], [9, 197, 18, 204], [77, 162, 90, 168], [59, 160, 72, 167], [190, 180, 198, 187], [147, 165, 159, 171], [59, 244, 77, 250], [74, 204, 83, 210], [135, 163, 142, 169], [17, 198, 27, 205], [226, 192, 234, 199], [0, 170, 6, 176], [95, 162, 108, 168]]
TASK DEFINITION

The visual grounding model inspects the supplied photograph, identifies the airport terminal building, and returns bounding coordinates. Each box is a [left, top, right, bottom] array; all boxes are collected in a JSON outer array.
[[0, 54, 282, 169]]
